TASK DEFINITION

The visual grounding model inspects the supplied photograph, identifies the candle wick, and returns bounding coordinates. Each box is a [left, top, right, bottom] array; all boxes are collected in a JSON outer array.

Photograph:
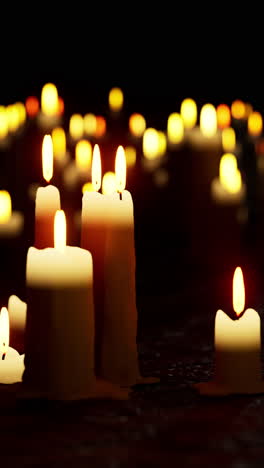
[[2, 353, 6, 361]]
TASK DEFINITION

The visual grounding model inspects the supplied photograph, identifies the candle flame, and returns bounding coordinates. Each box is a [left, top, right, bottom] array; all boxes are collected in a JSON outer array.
[[41, 83, 59, 116], [248, 111, 263, 137], [233, 267, 245, 316], [0, 190, 12, 223], [219, 153, 242, 194], [54, 210, 66, 251], [0, 306, 9, 357], [115, 145, 126, 193], [200, 104, 217, 137], [180, 98, 197, 129], [91, 144, 102, 192], [42, 134, 53, 183], [108, 87, 124, 112]]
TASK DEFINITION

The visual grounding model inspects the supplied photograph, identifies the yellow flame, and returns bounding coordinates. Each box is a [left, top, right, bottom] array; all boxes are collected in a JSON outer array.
[[108, 87, 124, 112], [0, 190, 12, 223], [158, 131, 167, 156], [125, 146, 137, 168], [69, 114, 84, 140], [222, 127, 236, 152], [54, 210, 66, 251], [0, 306, 9, 356], [52, 127, 66, 158], [231, 100, 246, 119], [92, 144, 102, 191], [248, 111, 263, 137], [42, 134, 53, 182], [6, 104, 20, 132], [219, 153, 242, 193], [0, 106, 8, 139], [84, 113, 97, 136], [102, 171, 117, 195], [200, 104, 217, 137], [75, 139, 92, 171], [82, 182, 94, 193], [129, 113, 146, 137], [216, 104, 231, 129], [233, 267, 245, 316], [41, 83, 59, 116], [180, 98, 197, 129], [115, 146, 126, 193], [167, 113, 184, 144], [143, 128, 160, 160]]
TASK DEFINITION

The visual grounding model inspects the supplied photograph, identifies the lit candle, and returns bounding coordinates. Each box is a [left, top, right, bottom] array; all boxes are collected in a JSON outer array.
[[0, 306, 25, 384], [23, 210, 128, 400], [196, 267, 264, 395], [34, 135, 61, 248], [128, 113, 146, 140], [210, 153, 246, 205], [37, 83, 62, 131], [180, 98, 197, 131], [101, 146, 159, 387], [51, 127, 70, 168], [142, 127, 164, 171], [0, 190, 24, 238], [187, 103, 222, 151], [216, 104, 231, 129], [108, 87, 124, 116], [167, 112, 185, 149]]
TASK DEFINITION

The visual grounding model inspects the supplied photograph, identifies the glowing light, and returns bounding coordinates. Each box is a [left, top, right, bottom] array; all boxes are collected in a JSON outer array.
[[25, 96, 39, 117], [167, 113, 184, 144], [0, 106, 8, 139], [82, 182, 94, 193], [158, 131, 167, 156], [124, 146, 136, 168], [231, 100, 246, 119], [248, 111, 263, 137], [41, 83, 59, 116], [200, 104, 217, 137], [15, 102, 26, 126], [143, 128, 160, 159], [6, 104, 20, 132], [95, 116, 106, 138], [75, 139, 92, 171], [91, 144, 102, 192], [216, 104, 231, 129], [0, 307, 9, 357], [42, 134, 53, 183], [115, 146, 126, 193], [233, 267, 245, 317], [219, 153, 242, 193], [84, 113, 97, 136], [102, 171, 117, 195], [52, 127, 66, 158], [129, 113, 146, 137], [0, 191, 12, 223], [54, 210, 66, 251], [69, 114, 84, 140], [108, 87, 124, 112], [58, 97, 64, 115], [222, 127, 236, 152], [180, 98, 197, 129]]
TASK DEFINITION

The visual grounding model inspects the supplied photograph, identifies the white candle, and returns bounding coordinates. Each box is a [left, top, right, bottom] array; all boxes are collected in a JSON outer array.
[[196, 267, 264, 395], [34, 135, 61, 248], [0, 307, 25, 384]]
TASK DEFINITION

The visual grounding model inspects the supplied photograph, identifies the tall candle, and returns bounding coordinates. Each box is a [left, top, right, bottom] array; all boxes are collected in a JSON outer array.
[[34, 135, 61, 248], [196, 267, 264, 396]]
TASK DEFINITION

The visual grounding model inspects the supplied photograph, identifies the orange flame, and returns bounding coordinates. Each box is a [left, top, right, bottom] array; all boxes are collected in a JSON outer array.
[[92, 144, 102, 192], [0, 306, 9, 357], [233, 267, 245, 316], [42, 134, 53, 183], [115, 146, 126, 193]]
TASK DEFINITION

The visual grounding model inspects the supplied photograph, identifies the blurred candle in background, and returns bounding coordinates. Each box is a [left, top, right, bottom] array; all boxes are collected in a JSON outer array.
[[216, 104, 231, 129], [180, 98, 197, 131], [69, 114, 84, 141], [167, 112, 185, 148], [0, 190, 24, 238], [108, 87, 124, 115], [37, 83, 62, 130], [211, 153, 246, 205], [51, 127, 69, 168]]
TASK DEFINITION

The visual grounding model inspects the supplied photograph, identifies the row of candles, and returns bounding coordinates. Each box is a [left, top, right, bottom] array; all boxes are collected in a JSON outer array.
[[1, 83, 264, 398]]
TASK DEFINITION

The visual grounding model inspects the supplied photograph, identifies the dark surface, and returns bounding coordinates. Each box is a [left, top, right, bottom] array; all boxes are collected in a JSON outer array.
[[2, 83, 264, 467]]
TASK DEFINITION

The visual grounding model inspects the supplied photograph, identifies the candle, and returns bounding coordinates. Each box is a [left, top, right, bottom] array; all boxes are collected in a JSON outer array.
[[23, 210, 128, 400], [210, 153, 246, 205], [0, 307, 25, 384], [51, 127, 70, 168], [196, 267, 264, 395], [187, 103, 222, 151], [0, 190, 24, 238], [166, 113, 185, 149], [142, 127, 165, 171], [101, 146, 159, 387], [8, 295, 27, 353], [34, 135, 61, 248], [37, 83, 62, 131]]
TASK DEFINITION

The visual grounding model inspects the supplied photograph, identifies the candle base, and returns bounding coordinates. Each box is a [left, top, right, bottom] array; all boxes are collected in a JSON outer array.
[[19, 377, 130, 401], [194, 379, 264, 396]]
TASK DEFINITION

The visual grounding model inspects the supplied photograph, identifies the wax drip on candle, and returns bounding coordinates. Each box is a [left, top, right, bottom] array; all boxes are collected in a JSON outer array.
[[115, 146, 126, 200]]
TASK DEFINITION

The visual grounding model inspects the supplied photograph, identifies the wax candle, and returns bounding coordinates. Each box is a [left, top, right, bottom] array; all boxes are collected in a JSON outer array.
[[0, 190, 24, 238], [0, 307, 25, 384], [34, 135, 61, 248], [211, 153, 246, 205], [8, 295, 26, 353], [101, 146, 159, 387], [196, 267, 264, 395], [23, 210, 128, 401]]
